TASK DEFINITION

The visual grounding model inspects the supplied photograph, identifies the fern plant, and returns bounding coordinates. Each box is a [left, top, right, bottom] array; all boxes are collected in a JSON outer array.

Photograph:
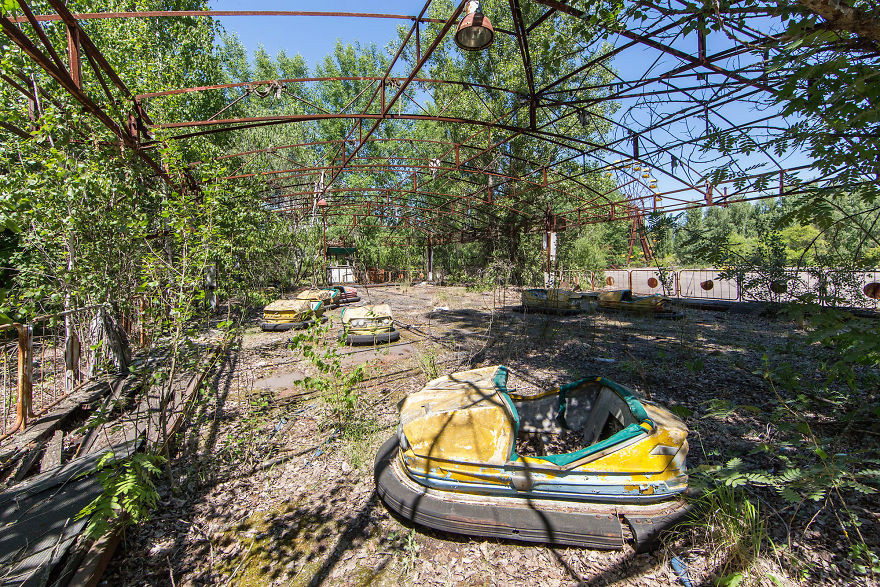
[[77, 451, 164, 538]]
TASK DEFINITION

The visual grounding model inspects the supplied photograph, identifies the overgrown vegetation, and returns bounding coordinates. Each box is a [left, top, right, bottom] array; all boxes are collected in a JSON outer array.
[[0, 0, 879, 583]]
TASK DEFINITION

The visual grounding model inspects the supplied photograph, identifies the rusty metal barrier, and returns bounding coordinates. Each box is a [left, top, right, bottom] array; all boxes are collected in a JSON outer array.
[[0, 303, 144, 438]]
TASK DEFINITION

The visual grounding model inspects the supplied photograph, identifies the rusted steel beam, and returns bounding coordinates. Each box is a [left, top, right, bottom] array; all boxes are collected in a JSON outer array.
[[1, 5, 169, 182], [509, 0, 536, 129], [531, 0, 772, 94], [0, 15, 131, 143], [527, 5, 558, 32], [0, 72, 36, 101], [0, 120, 30, 138], [539, 17, 687, 95], [137, 76, 522, 101], [8, 10, 450, 25], [323, 0, 466, 195], [263, 185, 527, 219], [222, 161, 547, 190], [16, 0, 67, 73], [46, 0, 137, 102]]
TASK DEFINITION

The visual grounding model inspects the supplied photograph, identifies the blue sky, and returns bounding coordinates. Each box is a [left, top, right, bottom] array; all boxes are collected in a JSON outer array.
[[209, 0, 419, 69]]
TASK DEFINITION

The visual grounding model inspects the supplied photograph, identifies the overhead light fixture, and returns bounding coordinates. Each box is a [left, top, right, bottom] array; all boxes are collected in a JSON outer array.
[[454, 1, 494, 52]]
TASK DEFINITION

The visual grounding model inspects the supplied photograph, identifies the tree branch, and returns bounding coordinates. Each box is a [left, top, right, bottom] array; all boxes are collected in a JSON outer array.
[[798, 0, 880, 44]]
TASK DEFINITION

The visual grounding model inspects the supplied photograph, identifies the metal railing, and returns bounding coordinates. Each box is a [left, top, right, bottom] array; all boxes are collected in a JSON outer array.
[[593, 267, 880, 307], [1, 303, 143, 438]]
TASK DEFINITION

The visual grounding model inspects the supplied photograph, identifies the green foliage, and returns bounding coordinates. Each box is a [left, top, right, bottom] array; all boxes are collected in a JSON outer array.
[[416, 348, 439, 381], [286, 318, 365, 431], [77, 451, 164, 539], [691, 485, 767, 578]]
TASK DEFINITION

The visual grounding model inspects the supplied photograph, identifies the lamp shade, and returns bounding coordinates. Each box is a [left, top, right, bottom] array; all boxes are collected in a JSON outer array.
[[454, 7, 494, 51]]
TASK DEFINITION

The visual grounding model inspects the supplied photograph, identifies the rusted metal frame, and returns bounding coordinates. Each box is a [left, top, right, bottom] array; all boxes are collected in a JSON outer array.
[[1, 8, 171, 184], [562, 164, 815, 220], [536, 102, 722, 199], [538, 82, 770, 197], [0, 15, 133, 146], [9, 10, 450, 25], [137, 75, 521, 101], [280, 86, 333, 115], [435, 85, 468, 117], [526, 2, 562, 33], [273, 199, 481, 229], [11, 69, 69, 112], [264, 186, 524, 222], [609, 163, 812, 205], [16, 0, 67, 73], [211, 136, 456, 163], [0, 121, 31, 138], [416, 76, 660, 205], [613, 28, 773, 94], [46, 0, 141, 107], [509, 0, 537, 128], [66, 23, 80, 87], [306, 205, 466, 237], [156, 112, 556, 147], [290, 184, 512, 232], [538, 17, 687, 95], [237, 159, 551, 192], [542, 39, 760, 104], [566, 189, 802, 227], [78, 40, 119, 111], [551, 75, 745, 107], [329, 0, 441, 180], [338, 79, 377, 114], [601, 90, 772, 177], [0, 71, 37, 102], [281, 208, 482, 240], [322, 1, 429, 182], [173, 99, 670, 222], [207, 88, 253, 122], [325, 1, 465, 195], [3, 69, 98, 138], [468, 84, 501, 120], [400, 87, 433, 117], [671, 79, 787, 174]]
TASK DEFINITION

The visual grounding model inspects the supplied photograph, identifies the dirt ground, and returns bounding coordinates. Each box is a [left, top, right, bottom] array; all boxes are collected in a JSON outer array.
[[102, 284, 880, 586]]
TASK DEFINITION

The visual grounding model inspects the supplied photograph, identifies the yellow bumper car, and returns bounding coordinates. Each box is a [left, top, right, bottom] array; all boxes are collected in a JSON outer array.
[[340, 304, 400, 345], [375, 365, 690, 550], [260, 299, 326, 332]]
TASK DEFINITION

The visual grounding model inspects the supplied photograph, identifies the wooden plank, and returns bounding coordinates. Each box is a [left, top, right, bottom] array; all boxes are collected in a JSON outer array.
[[12, 441, 44, 484], [39, 430, 64, 472], [67, 528, 122, 587], [0, 474, 94, 586], [0, 440, 139, 585], [0, 375, 122, 468], [0, 440, 138, 509], [77, 374, 143, 456]]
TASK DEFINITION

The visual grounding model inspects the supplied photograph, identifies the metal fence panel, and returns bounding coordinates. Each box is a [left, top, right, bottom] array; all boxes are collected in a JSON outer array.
[[630, 268, 677, 296], [678, 269, 740, 301]]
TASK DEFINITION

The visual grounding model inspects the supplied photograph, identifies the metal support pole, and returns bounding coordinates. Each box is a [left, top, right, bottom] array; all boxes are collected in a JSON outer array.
[[426, 238, 433, 281], [322, 208, 327, 284], [544, 231, 556, 288], [15, 324, 33, 433]]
